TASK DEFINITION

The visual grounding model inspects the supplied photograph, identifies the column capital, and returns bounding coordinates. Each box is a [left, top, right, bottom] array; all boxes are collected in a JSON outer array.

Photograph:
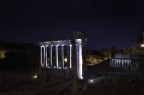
[[61, 44, 65, 46]]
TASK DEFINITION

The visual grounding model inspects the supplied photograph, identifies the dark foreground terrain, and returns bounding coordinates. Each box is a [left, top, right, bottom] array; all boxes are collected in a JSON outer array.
[[0, 72, 144, 95]]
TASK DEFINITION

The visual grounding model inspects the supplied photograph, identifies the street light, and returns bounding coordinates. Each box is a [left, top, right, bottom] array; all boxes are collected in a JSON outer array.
[[141, 44, 144, 48], [33, 74, 38, 79]]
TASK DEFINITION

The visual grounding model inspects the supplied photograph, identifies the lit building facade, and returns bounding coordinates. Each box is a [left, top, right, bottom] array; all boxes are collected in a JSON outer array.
[[110, 54, 138, 71]]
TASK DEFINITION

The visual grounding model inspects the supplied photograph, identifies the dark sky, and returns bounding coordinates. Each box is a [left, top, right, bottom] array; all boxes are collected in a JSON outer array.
[[0, 0, 144, 50]]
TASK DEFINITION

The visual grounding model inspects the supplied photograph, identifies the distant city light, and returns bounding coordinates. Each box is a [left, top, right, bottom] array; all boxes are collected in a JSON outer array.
[[0, 50, 7, 59]]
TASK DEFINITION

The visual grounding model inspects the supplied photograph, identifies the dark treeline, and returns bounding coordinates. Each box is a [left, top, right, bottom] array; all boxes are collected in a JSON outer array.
[[0, 39, 40, 72], [0, 39, 37, 50]]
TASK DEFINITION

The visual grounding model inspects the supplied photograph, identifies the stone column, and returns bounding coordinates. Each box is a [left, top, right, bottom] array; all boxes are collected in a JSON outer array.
[[75, 40, 83, 80], [69, 44, 72, 68], [43, 46, 46, 67], [77, 44, 83, 79], [66, 45, 70, 69], [45, 46, 48, 67], [41, 46, 46, 67], [61, 45, 64, 69], [40, 46, 43, 66], [122, 60, 124, 67], [56, 45, 59, 68], [50, 45, 53, 68]]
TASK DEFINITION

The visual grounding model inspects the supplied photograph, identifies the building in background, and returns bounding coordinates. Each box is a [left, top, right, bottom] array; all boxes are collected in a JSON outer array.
[[110, 53, 144, 71]]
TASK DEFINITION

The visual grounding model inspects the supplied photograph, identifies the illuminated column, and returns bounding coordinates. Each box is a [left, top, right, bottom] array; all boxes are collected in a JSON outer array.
[[72, 32, 87, 94], [124, 60, 127, 67], [122, 60, 124, 67], [117, 59, 119, 67], [69, 44, 72, 68], [127, 60, 130, 67], [45, 45, 48, 67], [56, 45, 59, 68], [40, 46, 43, 66], [66, 45, 70, 69], [76, 39, 83, 80], [50, 45, 53, 68], [116, 59, 118, 67], [43, 46, 46, 67], [61, 45, 64, 69]]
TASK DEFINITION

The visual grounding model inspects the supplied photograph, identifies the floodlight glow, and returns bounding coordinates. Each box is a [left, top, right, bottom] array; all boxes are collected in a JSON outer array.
[[90, 79, 93, 83], [141, 44, 144, 48], [34, 75, 37, 79]]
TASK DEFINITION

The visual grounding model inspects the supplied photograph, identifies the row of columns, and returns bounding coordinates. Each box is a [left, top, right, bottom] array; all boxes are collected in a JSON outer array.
[[110, 59, 138, 70], [40, 44, 72, 69], [110, 59, 131, 67]]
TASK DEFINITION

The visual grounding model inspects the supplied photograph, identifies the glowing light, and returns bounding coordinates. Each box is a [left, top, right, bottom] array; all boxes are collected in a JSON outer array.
[[90, 79, 93, 83], [141, 44, 144, 48], [64, 57, 68, 63], [0, 50, 7, 59], [33, 74, 38, 79]]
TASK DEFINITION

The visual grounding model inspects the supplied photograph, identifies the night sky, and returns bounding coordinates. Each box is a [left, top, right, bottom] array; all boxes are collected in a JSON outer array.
[[0, 0, 144, 50]]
